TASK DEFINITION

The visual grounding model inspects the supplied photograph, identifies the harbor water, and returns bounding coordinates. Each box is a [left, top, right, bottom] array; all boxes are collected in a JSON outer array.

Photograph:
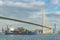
[[0, 34, 60, 40]]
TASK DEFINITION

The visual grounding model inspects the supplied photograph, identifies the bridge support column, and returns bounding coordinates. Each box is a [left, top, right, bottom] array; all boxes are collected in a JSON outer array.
[[43, 27, 53, 34]]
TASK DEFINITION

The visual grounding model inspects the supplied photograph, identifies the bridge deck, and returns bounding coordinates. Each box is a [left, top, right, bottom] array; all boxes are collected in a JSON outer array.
[[0, 16, 51, 29]]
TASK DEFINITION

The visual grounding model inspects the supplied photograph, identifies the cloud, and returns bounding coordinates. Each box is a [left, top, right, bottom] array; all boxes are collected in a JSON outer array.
[[28, 11, 50, 19], [0, 0, 46, 19], [55, 11, 60, 14], [46, 11, 60, 18], [0, 0, 45, 19], [0, 1, 45, 8], [28, 12, 41, 18], [51, 0, 59, 5], [0, 1, 4, 6]]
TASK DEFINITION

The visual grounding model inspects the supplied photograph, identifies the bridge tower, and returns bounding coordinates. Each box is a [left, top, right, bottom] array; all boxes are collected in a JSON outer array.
[[41, 6, 46, 34]]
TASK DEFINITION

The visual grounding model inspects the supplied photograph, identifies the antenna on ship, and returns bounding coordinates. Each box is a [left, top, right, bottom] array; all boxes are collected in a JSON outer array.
[[7, 25, 9, 30], [2, 27, 4, 32], [2, 26, 5, 33]]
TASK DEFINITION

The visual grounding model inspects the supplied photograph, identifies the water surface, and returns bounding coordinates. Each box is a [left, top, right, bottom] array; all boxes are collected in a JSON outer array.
[[0, 34, 60, 40]]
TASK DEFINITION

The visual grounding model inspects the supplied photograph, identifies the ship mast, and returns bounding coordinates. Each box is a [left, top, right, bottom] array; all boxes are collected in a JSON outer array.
[[2, 27, 4, 33]]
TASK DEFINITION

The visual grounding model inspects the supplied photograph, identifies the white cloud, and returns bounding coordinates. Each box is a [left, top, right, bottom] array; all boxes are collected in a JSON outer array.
[[51, 0, 59, 5], [0, 1, 4, 6], [0, 1, 45, 8], [31, 1, 45, 6], [28, 10, 47, 18], [55, 11, 60, 14], [28, 12, 42, 18], [6, 1, 31, 8]]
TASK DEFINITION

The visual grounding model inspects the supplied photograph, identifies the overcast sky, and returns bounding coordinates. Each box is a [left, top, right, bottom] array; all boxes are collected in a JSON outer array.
[[0, 0, 60, 31]]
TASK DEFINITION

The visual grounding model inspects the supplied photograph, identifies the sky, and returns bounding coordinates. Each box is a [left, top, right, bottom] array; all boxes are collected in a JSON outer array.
[[0, 0, 60, 31]]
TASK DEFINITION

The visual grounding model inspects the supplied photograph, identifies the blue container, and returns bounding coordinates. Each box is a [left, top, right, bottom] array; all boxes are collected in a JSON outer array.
[[28, 31, 37, 35]]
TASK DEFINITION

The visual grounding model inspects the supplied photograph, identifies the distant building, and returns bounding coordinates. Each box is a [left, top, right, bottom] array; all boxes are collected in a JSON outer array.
[[43, 27, 53, 34], [0, 28, 3, 33], [35, 29, 43, 34], [34, 27, 53, 34], [57, 31, 60, 34], [53, 24, 56, 33]]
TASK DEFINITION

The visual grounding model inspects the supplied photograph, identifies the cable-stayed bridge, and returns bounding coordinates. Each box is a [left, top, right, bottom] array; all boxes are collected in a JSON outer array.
[[0, 16, 53, 34], [0, 16, 50, 28]]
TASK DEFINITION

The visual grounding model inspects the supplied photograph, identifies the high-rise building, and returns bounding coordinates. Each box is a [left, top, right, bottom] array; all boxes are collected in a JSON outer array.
[[53, 24, 56, 33]]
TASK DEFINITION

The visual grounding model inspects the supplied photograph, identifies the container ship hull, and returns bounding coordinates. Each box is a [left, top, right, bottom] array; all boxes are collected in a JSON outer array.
[[5, 27, 37, 35], [5, 33, 28, 35], [5, 31, 37, 35]]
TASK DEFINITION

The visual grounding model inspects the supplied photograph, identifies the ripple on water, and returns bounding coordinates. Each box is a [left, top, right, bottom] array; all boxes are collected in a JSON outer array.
[[0, 34, 60, 40]]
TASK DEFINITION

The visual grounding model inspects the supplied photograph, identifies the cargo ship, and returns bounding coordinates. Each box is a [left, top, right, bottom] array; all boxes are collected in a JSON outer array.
[[5, 27, 37, 35]]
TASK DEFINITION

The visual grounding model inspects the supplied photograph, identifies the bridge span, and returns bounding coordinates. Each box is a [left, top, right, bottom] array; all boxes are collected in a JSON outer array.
[[0, 16, 51, 29]]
